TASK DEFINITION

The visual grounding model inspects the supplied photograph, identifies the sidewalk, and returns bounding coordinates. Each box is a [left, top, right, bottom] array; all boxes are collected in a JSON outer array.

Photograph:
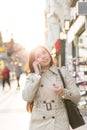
[[0, 80, 18, 104], [0, 81, 29, 130]]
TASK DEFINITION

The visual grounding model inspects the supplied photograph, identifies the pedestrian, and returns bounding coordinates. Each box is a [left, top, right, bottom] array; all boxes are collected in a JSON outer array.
[[22, 45, 81, 130], [1, 66, 11, 90], [15, 63, 23, 89]]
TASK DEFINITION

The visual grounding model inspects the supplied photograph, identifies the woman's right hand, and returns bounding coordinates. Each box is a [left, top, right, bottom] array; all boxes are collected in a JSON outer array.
[[32, 61, 41, 75]]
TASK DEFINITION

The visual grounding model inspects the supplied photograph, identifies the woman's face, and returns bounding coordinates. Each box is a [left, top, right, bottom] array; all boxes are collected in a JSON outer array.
[[34, 47, 51, 69]]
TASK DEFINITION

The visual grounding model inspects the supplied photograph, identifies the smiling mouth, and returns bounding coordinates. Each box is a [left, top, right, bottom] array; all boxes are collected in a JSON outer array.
[[43, 59, 48, 62], [42, 59, 49, 64]]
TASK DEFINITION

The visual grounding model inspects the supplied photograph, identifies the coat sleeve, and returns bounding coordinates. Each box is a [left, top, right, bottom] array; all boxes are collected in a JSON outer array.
[[60, 66, 81, 104], [22, 73, 41, 102]]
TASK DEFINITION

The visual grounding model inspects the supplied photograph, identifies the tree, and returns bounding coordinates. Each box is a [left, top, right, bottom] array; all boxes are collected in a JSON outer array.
[[7, 37, 14, 56], [0, 32, 3, 46]]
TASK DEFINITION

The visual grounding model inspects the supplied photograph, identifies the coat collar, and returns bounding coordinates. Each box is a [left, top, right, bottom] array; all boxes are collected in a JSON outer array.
[[41, 65, 58, 75], [49, 65, 59, 75]]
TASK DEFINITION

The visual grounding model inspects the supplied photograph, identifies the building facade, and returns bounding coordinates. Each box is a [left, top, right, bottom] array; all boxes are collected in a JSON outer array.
[[66, 0, 87, 108], [45, 0, 73, 66], [45, 0, 71, 50], [45, 0, 87, 108]]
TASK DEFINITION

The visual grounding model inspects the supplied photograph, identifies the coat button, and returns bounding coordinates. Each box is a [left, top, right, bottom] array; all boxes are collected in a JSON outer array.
[[43, 101, 46, 103], [52, 116, 55, 119], [52, 100, 54, 103], [43, 116, 46, 119], [41, 84, 43, 87], [53, 83, 56, 86]]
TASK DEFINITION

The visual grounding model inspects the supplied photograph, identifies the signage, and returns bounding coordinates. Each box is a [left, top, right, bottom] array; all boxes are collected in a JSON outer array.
[[0, 47, 5, 52], [54, 39, 60, 52], [78, 2, 87, 15]]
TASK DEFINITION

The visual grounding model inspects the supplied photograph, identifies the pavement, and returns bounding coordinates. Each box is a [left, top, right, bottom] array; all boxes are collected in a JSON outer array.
[[0, 80, 30, 130], [0, 80, 17, 103]]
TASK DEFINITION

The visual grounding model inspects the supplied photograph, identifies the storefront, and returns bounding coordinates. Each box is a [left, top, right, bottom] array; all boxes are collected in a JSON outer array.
[[66, 16, 86, 72], [66, 15, 87, 108]]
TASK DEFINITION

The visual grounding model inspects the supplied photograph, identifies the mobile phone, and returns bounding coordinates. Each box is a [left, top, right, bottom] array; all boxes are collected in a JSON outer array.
[[37, 64, 41, 72]]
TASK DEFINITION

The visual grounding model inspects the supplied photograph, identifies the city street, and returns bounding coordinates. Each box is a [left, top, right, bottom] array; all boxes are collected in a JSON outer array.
[[0, 0, 87, 130], [0, 73, 87, 130]]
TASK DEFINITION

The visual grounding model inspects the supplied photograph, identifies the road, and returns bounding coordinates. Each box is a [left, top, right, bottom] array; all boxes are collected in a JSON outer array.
[[0, 73, 87, 130]]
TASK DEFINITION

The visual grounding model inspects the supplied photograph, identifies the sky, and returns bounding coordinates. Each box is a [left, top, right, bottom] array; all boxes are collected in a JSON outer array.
[[0, 0, 46, 51]]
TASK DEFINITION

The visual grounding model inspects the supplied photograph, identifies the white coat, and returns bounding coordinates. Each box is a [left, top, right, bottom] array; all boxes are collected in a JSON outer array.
[[22, 66, 80, 130]]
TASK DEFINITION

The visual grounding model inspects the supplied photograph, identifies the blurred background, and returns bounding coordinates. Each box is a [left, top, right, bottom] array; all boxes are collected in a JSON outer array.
[[0, 0, 87, 130]]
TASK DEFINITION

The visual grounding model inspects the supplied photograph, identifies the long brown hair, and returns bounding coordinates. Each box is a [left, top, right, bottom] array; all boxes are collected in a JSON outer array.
[[26, 45, 54, 113]]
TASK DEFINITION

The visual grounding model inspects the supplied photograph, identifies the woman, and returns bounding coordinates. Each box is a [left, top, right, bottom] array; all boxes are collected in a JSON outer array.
[[22, 45, 80, 130]]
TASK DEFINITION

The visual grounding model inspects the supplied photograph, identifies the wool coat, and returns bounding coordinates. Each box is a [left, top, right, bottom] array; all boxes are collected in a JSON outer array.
[[22, 66, 80, 130]]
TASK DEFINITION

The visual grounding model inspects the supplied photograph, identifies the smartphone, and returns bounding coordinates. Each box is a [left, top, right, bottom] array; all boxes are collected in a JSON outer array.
[[37, 64, 42, 72]]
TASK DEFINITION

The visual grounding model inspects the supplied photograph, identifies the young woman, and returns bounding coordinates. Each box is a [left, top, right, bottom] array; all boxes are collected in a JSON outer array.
[[22, 45, 80, 130]]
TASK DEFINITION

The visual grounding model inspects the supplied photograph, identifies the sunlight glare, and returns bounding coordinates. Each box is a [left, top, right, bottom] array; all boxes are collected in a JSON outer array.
[[0, 0, 46, 52]]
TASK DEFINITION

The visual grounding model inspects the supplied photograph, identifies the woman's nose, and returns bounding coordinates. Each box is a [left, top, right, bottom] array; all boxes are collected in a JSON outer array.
[[41, 55, 45, 59]]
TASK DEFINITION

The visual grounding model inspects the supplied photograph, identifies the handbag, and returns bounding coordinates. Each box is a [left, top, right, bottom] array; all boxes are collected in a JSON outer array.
[[58, 69, 85, 129]]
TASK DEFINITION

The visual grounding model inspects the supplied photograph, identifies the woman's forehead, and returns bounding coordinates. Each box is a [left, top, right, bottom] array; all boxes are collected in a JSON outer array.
[[34, 47, 46, 54]]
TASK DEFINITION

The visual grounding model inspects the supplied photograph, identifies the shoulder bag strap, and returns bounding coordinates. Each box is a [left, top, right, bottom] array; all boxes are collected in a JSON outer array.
[[58, 69, 66, 88]]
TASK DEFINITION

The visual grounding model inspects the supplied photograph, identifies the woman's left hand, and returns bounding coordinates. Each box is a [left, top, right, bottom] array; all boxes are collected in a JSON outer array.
[[53, 86, 64, 96]]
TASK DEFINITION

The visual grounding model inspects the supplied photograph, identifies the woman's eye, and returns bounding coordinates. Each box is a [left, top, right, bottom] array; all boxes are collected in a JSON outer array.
[[37, 55, 40, 59], [42, 51, 46, 55]]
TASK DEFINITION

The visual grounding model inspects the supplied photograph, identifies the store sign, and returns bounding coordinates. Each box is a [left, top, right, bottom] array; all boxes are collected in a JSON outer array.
[[0, 47, 5, 52], [78, 2, 87, 15], [54, 39, 60, 53]]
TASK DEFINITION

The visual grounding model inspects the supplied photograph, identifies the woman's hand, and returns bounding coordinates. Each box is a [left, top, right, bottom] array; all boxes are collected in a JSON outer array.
[[33, 61, 41, 75], [53, 86, 64, 96]]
